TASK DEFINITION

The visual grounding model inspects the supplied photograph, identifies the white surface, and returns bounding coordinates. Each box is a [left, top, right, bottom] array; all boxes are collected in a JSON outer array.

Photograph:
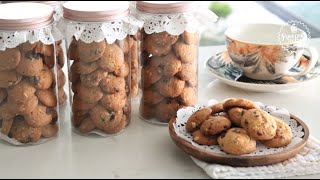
[[0, 39, 320, 179]]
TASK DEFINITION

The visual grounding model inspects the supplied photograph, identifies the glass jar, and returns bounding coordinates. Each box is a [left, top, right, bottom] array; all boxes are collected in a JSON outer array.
[[0, 3, 59, 145], [60, 1, 143, 135], [2, 1, 67, 105], [135, 1, 218, 124]]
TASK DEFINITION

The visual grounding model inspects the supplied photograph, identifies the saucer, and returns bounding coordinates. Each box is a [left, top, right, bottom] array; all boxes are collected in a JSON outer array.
[[206, 51, 320, 92]]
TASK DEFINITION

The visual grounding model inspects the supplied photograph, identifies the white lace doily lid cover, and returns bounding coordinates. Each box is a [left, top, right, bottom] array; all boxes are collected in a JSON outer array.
[[133, 1, 219, 36], [58, 1, 144, 46], [0, 2, 63, 51], [174, 99, 306, 156]]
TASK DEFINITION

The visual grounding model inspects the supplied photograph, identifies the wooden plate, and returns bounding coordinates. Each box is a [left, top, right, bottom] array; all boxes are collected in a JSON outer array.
[[169, 115, 309, 167]]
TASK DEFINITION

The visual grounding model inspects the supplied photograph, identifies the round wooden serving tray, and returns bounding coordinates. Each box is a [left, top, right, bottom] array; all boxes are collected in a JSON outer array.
[[169, 115, 309, 167]]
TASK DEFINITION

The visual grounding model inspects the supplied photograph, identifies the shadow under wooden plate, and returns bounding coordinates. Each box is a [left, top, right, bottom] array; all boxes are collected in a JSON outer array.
[[169, 115, 309, 167]]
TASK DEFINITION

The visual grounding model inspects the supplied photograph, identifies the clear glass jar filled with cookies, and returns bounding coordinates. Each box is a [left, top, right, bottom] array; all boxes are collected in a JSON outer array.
[[134, 1, 218, 125], [59, 1, 143, 135], [2, 1, 68, 105], [0, 3, 60, 145]]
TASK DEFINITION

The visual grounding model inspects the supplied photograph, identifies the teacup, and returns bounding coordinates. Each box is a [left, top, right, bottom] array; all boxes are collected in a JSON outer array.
[[225, 23, 318, 80]]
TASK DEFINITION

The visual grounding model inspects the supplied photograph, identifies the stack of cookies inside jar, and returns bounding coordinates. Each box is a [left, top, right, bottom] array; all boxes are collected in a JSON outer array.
[[2, 1, 67, 105], [0, 3, 60, 145], [135, 1, 200, 124], [61, 1, 143, 135]]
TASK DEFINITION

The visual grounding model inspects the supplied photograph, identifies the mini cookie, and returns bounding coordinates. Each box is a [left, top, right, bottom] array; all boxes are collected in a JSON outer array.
[[100, 75, 126, 94], [173, 42, 197, 63], [78, 40, 106, 63], [57, 65, 66, 88], [41, 124, 59, 138], [12, 95, 38, 115], [241, 109, 277, 140], [179, 86, 197, 106], [8, 80, 38, 114], [51, 109, 58, 124], [71, 61, 99, 75], [106, 114, 127, 134], [182, 31, 199, 45], [209, 103, 225, 115], [98, 43, 124, 72], [68, 39, 79, 61], [0, 48, 21, 71], [0, 88, 7, 104], [218, 128, 256, 155], [139, 101, 155, 120], [155, 99, 181, 123], [80, 69, 108, 87], [142, 89, 164, 105], [30, 65, 54, 90], [0, 104, 16, 133], [261, 117, 293, 148], [141, 64, 161, 89], [36, 89, 57, 108], [0, 70, 22, 88], [78, 116, 96, 134], [20, 41, 38, 52], [131, 41, 138, 69], [69, 69, 80, 84], [35, 43, 54, 57], [143, 32, 178, 56], [9, 120, 42, 143], [100, 91, 127, 112], [90, 104, 123, 133], [58, 88, 67, 104], [192, 130, 218, 146], [200, 116, 232, 136], [72, 95, 97, 112], [228, 107, 247, 127], [57, 45, 65, 67], [149, 52, 182, 77], [117, 37, 130, 54], [43, 54, 55, 69], [186, 107, 212, 133], [114, 62, 130, 78], [176, 63, 197, 81], [16, 51, 43, 77], [8, 79, 36, 101], [1, 118, 13, 136], [223, 98, 259, 111], [72, 111, 88, 127], [157, 77, 185, 98], [25, 105, 53, 128], [76, 83, 103, 104]]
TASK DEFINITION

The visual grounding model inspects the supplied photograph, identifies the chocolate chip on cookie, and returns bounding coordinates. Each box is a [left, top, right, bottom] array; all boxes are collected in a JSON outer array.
[[218, 128, 256, 155], [241, 109, 277, 140]]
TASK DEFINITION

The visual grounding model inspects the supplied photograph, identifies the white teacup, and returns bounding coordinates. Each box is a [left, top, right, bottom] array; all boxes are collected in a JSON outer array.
[[225, 23, 318, 80]]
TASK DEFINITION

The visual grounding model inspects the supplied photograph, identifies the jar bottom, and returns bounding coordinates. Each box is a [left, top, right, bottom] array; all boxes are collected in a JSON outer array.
[[0, 135, 57, 146], [72, 125, 129, 137]]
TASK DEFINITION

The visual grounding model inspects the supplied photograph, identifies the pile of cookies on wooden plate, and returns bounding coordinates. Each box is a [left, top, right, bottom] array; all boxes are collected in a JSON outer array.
[[186, 98, 293, 155]]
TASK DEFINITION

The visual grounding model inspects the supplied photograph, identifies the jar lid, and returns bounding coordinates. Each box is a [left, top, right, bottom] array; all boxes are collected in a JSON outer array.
[[2, 1, 61, 6], [136, 1, 197, 14], [63, 1, 130, 22], [0, 3, 54, 31]]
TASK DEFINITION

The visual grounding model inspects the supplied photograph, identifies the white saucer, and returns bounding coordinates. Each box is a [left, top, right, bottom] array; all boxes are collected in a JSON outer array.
[[206, 51, 320, 92]]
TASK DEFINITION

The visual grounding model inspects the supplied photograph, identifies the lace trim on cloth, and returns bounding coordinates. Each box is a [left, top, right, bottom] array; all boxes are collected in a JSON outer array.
[[0, 26, 63, 51], [57, 15, 144, 46], [132, 7, 218, 35]]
